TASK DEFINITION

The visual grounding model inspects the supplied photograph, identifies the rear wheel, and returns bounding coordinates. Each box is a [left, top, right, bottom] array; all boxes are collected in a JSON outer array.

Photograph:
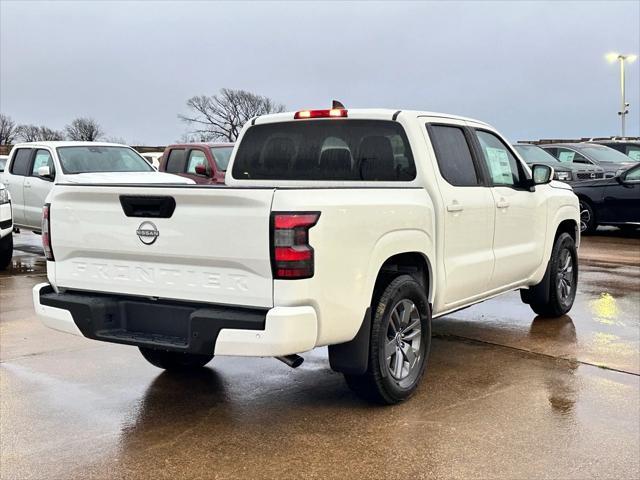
[[579, 199, 597, 234], [345, 275, 431, 405], [139, 347, 213, 371], [0, 233, 13, 271], [522, 232, 578, 317]]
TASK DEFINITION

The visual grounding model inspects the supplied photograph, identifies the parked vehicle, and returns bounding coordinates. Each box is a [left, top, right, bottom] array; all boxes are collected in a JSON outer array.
[[33, 108, 579, 405], [512, 144, 603, 183], [0, 155, 8, 172], [589, 139, 640, 162], [140, 151, 164, 169], [0, 142, 193, 233], [541, 143, 637, 178], [0, 182, 12, 270], [159, 143, 233, 184], [572, 163, 640, 233]]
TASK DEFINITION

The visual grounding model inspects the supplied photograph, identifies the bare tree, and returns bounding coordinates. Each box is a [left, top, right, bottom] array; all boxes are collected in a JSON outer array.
[[177, 132, 215, 143], [17, 124, 66, 142], [0, 113, 19, 145], [179, 88, 285, 142], [104, 136, 127, 144], [65, 117, 104, 141], [38, 126, 66, 141], [16, 124, 40, 142]]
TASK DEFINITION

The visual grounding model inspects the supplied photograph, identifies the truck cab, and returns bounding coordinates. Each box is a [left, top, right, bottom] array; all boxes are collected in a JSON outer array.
[[159, 143, 233, 184]]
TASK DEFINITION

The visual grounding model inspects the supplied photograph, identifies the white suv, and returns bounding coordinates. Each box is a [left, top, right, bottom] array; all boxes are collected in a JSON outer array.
[[33, 108, 579, 404]]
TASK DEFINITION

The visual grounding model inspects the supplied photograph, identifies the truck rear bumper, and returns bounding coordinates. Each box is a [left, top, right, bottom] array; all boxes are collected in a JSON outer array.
[[32, 283, 318, 357]]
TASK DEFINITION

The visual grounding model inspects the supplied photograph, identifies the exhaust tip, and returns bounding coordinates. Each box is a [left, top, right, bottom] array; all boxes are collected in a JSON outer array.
[[275, 354, 304, 368]]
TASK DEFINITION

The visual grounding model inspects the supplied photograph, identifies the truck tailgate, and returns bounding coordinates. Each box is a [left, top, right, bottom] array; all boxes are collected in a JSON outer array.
[[48, 185, 275, 308]]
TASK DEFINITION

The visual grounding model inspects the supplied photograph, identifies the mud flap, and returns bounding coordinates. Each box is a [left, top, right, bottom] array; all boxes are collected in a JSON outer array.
[[328, 308, 371, 375], [521, 259, 552, 305]]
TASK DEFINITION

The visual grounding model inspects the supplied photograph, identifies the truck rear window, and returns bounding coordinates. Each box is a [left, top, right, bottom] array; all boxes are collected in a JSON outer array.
[[232, 120, 416, 181]]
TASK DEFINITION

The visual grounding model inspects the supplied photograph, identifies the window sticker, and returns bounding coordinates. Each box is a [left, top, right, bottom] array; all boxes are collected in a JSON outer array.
[[558, 151, 575, 163], [485, 147, 512, 184]]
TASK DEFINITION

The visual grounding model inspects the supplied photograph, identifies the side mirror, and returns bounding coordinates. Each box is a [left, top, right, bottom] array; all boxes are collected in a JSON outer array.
[[38, 165, 54, 181], [194, 163, 209, 176], [532, 164, 553, 185]]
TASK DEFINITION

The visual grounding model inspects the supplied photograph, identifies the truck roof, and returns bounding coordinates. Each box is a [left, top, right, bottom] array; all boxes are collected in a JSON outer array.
[[10, 141, 130, 149], [253, 108, 492, 127], [165, 142, 234, 149]]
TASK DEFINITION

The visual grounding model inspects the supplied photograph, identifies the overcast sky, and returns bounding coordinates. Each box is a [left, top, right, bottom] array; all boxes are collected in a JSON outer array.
[[1, 0, 639, 144]]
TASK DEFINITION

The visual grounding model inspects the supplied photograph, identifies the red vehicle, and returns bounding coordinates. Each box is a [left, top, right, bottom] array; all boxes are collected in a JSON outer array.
[[159, 143, 234, 184]]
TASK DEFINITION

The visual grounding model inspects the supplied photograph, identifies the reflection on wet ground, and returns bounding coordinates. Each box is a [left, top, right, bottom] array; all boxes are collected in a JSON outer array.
[[1, 231, 639, 479], [1, 231, 45, 276]]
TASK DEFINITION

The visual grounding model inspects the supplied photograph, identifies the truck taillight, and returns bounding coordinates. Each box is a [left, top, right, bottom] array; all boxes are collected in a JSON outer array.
[[271, 212, 320, 279], [42, 203, 54, 261]]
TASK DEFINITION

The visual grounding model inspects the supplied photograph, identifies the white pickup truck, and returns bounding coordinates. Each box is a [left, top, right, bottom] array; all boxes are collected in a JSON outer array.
[[33, 108, 579, 404], [0, 141, 191, 233]]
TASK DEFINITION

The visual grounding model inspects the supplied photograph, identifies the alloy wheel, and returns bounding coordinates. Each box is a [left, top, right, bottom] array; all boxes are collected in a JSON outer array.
[[557, 248, 574, 303], [385, 299, 422, 384]]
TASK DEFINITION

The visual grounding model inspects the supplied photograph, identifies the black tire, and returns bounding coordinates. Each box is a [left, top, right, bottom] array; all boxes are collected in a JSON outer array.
[[578, 199, 597, 234], [344, 274, 431, 405], [0, 233, 13, 271], [139, 347, 213, 371], [523, 232, 578, 317]]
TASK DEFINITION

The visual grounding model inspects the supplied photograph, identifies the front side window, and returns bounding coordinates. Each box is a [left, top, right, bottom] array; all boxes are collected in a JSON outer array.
[[232, 120, 416, 181], [625, 165, 640, 181], [626, 146, 640, 161], [10, 149, 32, 176], [31, 149, 55, 177], [475, 130, 522, 186], [57, 146, 153, 174], [186, 150, 207, 174], [210, 146, 233, 171], [428, 125, 479, 186]]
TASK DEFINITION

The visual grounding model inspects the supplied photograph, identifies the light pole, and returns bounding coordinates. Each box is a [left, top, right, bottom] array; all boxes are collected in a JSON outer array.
[[606, 53, 637, 137]]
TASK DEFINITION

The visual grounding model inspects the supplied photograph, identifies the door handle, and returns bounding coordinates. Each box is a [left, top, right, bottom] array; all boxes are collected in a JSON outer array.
[[496, 199, 510, 209], [447, 203, 463, 213], [24, 182, 31, 189]]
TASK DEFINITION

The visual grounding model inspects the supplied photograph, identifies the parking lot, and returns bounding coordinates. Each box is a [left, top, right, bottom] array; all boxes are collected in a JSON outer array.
[[0, 231, 637, 480]]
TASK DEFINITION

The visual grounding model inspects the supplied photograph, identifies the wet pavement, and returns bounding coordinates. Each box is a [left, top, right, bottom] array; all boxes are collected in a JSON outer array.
[[1, 231, 639, 479]]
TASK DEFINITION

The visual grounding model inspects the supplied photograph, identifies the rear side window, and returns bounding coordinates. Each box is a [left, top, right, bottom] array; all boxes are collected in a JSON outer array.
[[428, 125, 479, 186], [10, 148, 32, 176], [232, 120, 416, 181], [165, 149, 186, 173]]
